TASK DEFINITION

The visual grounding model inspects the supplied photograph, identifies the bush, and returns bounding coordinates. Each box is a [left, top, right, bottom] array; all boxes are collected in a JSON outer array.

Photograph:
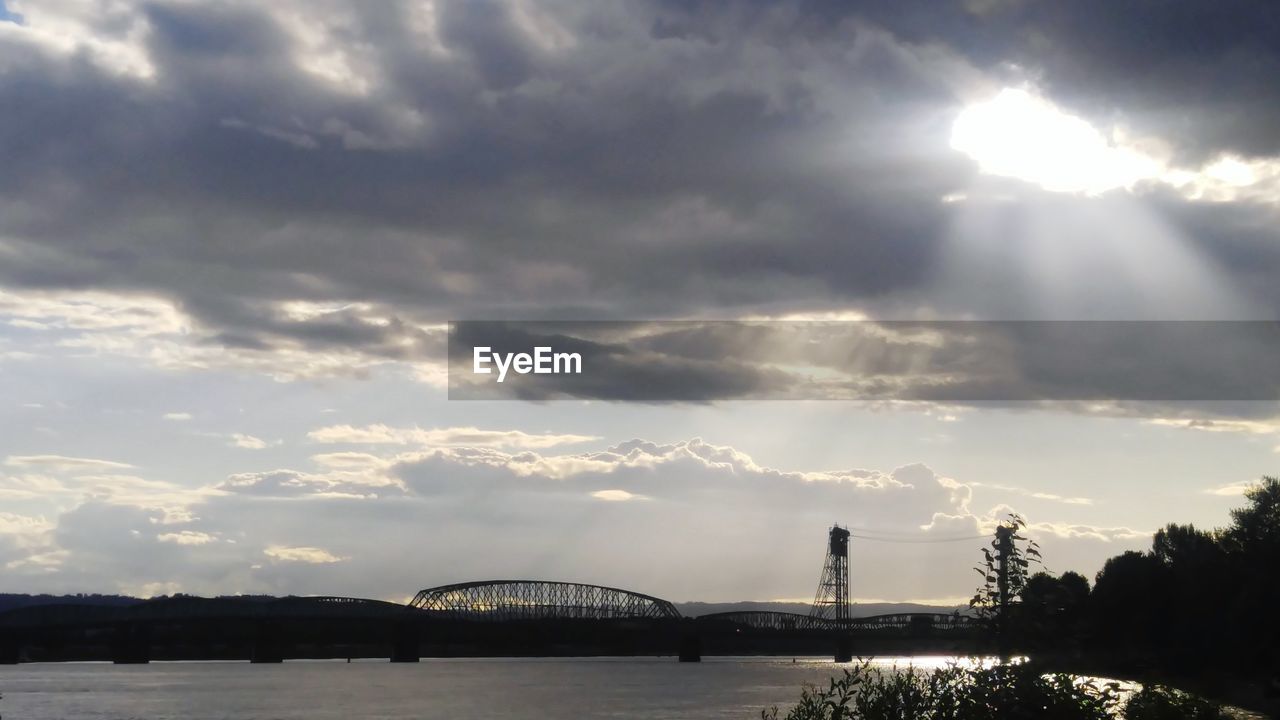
[[760, 661, 1222, 720], [1123, 685, 1229, 720]]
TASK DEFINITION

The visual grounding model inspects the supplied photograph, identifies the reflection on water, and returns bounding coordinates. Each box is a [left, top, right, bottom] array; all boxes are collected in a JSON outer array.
[[0, 657, 1265, 720]]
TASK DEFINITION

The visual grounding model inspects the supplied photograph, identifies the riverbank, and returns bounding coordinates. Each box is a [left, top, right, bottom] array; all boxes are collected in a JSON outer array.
[[1029, 657, 1279, 719]]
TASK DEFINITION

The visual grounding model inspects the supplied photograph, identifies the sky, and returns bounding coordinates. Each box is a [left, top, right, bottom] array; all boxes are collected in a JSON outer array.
[[1, 0, 1279, 605]]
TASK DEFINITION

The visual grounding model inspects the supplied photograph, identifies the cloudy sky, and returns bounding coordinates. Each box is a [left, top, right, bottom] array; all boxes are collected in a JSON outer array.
[[2, 0, 1279, 605]]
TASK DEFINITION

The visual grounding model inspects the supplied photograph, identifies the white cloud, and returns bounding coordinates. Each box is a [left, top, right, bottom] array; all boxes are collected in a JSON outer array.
[[0, 511, 54, 536], [0, 287, 448, 384], [1148, 416, 1280, 454], [308, 424, 598, 449], [69, 474, 217, 519], [163, 412, 193, 421], [6, 549, 69, 572], [0, 0, 156, 79], [1025, 521, 1149, 543], [0, 511, 60, 572], [310, 452, 388, 469], [0, 432, 1159, 601], [157, 530, 218, 546], [1205, 482, 1256, 497], [219, 468, 401, 498], [591, 489, 645, 502], [392, 439, 967, 526], [0, 473, 66, 500], [229, 433, 275, 450], [4, 454, 134, 472], [1, 464, 214, 527], [1148, 417, 1280, 435], [971, 481, 1093, 506], [264, 545, 346, 564], [0, 288, 186, 334]]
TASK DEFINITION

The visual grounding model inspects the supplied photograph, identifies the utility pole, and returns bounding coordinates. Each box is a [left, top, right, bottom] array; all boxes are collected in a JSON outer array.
[[994, 524, 1014, 660]]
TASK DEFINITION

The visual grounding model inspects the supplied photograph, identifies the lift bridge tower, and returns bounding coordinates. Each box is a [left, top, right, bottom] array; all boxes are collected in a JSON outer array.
[[810, 524, 851, 624]]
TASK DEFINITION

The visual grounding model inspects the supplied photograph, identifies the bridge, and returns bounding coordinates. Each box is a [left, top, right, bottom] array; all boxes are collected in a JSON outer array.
[[0, 526, 980, 663], [409, 580, 681, 621], [697, 611, 829, 632], [694, 610, 974, 634]]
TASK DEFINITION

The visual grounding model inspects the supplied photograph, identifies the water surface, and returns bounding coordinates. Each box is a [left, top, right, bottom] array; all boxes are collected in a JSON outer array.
[[0, 656, 1263, 719]]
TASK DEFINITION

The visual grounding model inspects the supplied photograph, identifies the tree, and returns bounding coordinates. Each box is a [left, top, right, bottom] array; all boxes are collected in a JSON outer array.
[[1058, 571, 1090, 608], [1222, 476, 1280, 553], [1018, 571, 1091, 654], [1151, 523, 1220, 567], [1149, 523, 1231, 666], [1090, 550, 1172, 657], [1218, 476, 1280, 668]]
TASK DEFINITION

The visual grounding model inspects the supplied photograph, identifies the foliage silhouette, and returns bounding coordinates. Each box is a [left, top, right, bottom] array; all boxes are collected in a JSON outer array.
[[760, 661, 1231, 719], [762, 478, 1280, 719], [968, 513, 1040, 657]]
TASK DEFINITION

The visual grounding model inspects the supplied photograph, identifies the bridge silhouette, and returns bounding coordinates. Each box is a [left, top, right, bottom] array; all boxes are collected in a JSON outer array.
[[0, 526, 979, 664], [409, 580, 682, 621]]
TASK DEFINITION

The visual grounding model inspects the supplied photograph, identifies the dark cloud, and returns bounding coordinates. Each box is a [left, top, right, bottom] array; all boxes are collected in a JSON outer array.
[[448, 320, 1280, 404], [0, 0, 974, 340], [1, 0, 1279, 369]]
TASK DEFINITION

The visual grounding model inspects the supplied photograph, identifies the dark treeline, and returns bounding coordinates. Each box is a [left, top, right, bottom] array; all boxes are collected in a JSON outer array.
[[1003, 475, 1280, 682], [0, 594, 285, 614], [0, 594, 141, 613]]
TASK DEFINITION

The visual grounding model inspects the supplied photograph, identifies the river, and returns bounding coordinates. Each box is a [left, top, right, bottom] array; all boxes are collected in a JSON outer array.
[[0, 656, 1265, 719]]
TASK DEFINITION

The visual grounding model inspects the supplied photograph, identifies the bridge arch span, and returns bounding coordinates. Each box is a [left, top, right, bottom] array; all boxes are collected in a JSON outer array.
[[695, 611, 830, 632], [408, 580, 681, 621], [850, 612, 975, 631]]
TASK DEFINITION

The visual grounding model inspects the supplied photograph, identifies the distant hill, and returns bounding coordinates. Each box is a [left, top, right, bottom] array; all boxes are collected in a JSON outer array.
[[0, 593, 278, 614], [0, 593, 143, 614], [676, 601, 967, 618]]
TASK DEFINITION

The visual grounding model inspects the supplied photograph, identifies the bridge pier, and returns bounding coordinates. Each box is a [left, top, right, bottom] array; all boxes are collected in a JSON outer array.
[[678, 625, 702, 662], [389, 620, 419, 662], [112, 622, 151, 664], [0, 629, 21, 664], [834, 635, 853, 663], [251, 620, 284, 663]]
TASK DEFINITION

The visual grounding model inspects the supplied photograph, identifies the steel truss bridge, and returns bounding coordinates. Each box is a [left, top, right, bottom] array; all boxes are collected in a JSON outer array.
[[401, 527, 974, 632], [692, 610, 974, 633], [408, 580, 681, 621], [403, 581, 972, 634]]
